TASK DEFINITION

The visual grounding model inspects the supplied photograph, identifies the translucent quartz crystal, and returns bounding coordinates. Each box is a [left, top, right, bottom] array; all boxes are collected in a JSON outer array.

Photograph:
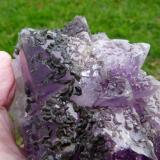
[[12, 16, 160, 160]]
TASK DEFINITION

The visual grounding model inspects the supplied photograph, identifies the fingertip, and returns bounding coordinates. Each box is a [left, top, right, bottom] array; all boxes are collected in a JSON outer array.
[[0, 51, 16, 108], [0, 51, 11, 60], [0, 51, 12, 68]]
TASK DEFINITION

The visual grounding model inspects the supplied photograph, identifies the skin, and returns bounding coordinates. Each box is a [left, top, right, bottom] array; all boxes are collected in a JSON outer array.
[[0, 51, 25, 160]]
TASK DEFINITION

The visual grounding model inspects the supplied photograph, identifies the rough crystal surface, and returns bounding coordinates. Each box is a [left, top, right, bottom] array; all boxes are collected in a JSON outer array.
[[12, 16, 160, 160]]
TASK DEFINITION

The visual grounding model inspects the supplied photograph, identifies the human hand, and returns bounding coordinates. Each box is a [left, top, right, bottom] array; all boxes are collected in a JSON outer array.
[[0, 51, 25, 160]]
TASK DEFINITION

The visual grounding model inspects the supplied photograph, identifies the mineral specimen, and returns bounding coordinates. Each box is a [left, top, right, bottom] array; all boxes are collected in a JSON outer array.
[[12, 16, 160, 160]]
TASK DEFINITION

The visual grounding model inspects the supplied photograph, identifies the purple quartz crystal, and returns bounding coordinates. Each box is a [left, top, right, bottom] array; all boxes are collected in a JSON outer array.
[[12, 16, 160, 160]]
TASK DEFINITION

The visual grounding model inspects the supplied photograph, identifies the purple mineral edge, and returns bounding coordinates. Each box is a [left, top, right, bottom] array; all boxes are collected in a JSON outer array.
[[12, 16, 160, 160]]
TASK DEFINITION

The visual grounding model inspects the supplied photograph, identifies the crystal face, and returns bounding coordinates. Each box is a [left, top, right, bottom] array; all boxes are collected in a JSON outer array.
[[12, 16, 160, 160]]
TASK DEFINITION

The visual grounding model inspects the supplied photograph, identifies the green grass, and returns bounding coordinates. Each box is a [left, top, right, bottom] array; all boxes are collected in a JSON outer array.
[[0, 0, 159, 78]]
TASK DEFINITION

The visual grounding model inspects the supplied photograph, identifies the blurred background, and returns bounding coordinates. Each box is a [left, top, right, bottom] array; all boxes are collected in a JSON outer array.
[[0, 0, 159, 79]]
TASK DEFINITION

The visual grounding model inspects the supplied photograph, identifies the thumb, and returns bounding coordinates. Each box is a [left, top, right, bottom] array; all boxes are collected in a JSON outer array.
[[0, 107, 25, 160], [0, 51, 16, 108]]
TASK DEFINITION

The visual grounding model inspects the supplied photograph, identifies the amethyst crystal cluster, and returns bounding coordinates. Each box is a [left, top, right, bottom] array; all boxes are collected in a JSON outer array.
[[13, 16, 160, 160]]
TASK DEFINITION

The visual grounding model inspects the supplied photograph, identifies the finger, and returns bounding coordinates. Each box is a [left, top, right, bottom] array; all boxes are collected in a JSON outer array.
[[0, 51, 16, 108], [0, 107, 25, 160]]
